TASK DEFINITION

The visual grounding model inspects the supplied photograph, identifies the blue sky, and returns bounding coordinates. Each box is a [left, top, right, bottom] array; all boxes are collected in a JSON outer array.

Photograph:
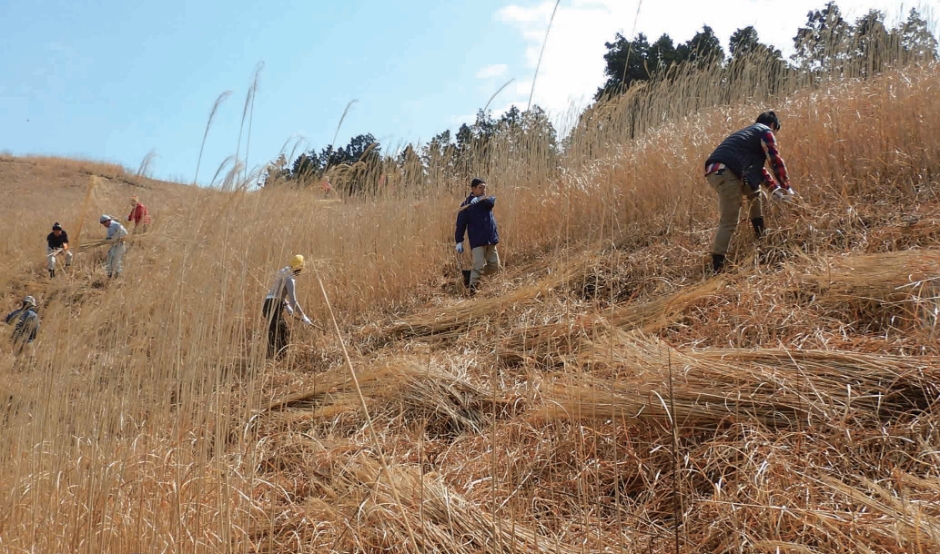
[[1, 0, 935, 183]]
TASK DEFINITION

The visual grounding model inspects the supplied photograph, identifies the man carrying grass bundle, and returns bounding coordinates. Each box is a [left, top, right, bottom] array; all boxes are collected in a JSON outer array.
[[455, 177, 500, 294], [100, 214, 128, 278], [705, 110, 796, 274], [262, 254, 314, 358], [46, 222, 73, 278]]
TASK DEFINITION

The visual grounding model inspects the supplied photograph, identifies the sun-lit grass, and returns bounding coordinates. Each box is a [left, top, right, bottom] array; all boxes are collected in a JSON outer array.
[[2, 42, 940, 552]]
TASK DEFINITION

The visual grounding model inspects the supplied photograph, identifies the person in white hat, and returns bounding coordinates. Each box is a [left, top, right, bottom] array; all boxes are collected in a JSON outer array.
[[262, 254, 313, 358], [5, 296, 40, 356], [100, 214, 128, 278]]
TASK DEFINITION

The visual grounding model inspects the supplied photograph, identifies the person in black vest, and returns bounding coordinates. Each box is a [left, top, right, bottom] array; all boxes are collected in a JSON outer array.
[[455, 177, 500, 293], [46, 222, 73, 278], [704, 111, 796, 273]]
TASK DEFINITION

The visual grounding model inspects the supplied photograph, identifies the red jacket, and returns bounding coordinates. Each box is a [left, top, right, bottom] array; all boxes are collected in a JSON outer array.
[[128, 203, 151, 226]]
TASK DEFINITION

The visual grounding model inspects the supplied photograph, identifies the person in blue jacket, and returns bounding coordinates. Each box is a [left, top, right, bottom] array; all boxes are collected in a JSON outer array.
[[5, 296, 40, 356], [455, 177, 500, 292]]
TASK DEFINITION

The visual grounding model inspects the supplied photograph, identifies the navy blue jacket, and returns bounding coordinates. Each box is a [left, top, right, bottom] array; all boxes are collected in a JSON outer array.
[[455, 195, 499, 249]]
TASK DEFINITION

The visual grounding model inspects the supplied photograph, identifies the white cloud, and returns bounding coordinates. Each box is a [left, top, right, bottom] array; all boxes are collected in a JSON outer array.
[[476, 63, 509, 79], [451, 113, 477, 127], [496, 0, 925, 117]]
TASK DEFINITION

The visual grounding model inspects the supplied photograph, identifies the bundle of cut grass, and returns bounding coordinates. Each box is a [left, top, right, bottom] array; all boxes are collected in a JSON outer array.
[[306, 454, 583, 554], [77, 235, 142, 251], [383, 274, 568, 340], [797, 250, 940, 330], [538, 332, 940, 428], [502, 278, 726, 367], [262, 357, 505, 437]]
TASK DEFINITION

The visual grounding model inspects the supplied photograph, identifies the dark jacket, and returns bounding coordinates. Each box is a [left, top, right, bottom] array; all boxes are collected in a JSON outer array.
[[5, 307, 39, 343], [705, 123, 772, 190], [455, 195, 499, 249]]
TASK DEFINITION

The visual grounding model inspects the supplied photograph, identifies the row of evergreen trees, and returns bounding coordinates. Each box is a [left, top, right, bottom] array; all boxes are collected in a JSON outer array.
[[262, 3, 937, 196]]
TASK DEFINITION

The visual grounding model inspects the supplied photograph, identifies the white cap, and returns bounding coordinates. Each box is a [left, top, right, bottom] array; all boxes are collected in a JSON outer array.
[[99, 214, 112, 223]]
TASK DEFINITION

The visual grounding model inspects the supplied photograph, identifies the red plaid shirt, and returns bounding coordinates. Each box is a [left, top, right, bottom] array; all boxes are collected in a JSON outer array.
[[706, 127, 791, 191]]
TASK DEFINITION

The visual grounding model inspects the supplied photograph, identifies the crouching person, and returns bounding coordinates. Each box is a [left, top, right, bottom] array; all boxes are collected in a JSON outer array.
[[5, 296, 40, 356], [46, 222, 73, 278]]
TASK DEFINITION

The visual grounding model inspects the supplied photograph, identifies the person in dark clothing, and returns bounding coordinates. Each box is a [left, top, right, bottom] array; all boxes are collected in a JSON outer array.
[[704, 110, 796, 273], [46, 222, 73, 278], [455, 177, 500, 292], [5, 296, 40, 356]]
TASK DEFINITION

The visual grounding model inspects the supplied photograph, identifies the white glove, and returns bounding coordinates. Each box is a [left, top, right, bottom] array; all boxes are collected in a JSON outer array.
[[301, 315, 312, 326], [285, 305, 294, 316], [456, 243, 464, 254], [772, 187, 795, 201], [469, 196, 481, 205]]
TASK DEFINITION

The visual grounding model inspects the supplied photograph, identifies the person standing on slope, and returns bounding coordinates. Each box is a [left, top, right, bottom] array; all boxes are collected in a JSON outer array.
[[100, 214, 129, 278], [5, 296, 40, 356], [127, 196, 152, 233], [46, 222, 73, 278], [704, 110, 796, 274], [455, 177, 501, 293], [263, 254, 313, 358]]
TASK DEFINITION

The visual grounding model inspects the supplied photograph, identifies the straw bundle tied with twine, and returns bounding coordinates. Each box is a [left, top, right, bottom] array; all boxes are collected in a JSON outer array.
[[538, 332, 940, 428]]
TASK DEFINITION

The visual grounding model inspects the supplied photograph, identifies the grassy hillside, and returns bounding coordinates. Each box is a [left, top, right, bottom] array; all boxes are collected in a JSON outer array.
[[2, 62, 940, 553]]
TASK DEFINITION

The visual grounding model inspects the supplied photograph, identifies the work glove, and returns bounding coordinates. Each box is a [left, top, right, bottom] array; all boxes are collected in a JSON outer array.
[[772, 187, 795, 202], [301, 315, 312, 326], [469, 196, 481, 205], [285, 305, 294, 316], [456, 243, 464, 254]]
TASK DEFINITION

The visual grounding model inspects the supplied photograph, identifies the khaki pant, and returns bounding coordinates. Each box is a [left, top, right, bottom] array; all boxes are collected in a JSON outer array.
[[707, 170, 762, 256], [47, 247, 73, 270], [470, 245, 500, 286]]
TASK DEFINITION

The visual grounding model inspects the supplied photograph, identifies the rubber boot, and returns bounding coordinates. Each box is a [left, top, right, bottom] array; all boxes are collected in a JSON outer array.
[[462, 270, 471, 288], [712, 254, 725, 274], [751, 217, 766, 240], [49, 269, 55, 278]]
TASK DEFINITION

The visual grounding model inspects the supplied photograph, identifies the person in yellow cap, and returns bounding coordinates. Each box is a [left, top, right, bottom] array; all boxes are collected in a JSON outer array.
[[127, 196, 151, 233], [262, 254, 313, 357]]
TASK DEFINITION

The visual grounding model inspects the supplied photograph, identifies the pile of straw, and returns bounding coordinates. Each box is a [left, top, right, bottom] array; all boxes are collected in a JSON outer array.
[[261, 357, 506, 437], [502, 279, 726, 366], [251, 453, 581, 554], [538, 332, 939, 428]]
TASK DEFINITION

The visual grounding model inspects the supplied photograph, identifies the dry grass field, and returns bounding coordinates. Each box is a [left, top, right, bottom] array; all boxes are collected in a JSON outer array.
[[2, 58, 940, 553]]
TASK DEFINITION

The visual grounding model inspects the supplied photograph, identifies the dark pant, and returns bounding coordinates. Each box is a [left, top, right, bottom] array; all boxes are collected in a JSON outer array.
[[262, 298, 289, 357]]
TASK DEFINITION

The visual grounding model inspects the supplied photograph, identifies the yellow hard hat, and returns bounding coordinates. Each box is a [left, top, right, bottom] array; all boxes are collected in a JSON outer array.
[[289, 254, 305, 271]]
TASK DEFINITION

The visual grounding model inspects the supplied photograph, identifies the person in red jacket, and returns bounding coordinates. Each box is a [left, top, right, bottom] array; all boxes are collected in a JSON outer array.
[[127, 196, 152, 233]]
